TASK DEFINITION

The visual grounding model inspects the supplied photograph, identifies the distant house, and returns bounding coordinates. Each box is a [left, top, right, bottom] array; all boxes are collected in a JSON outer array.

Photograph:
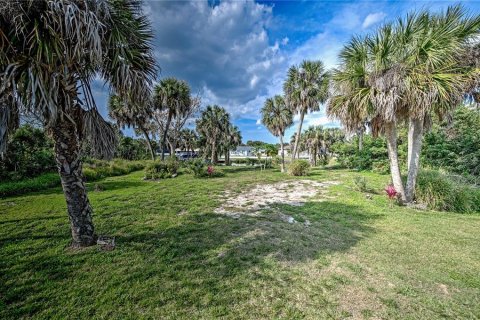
[[278, 144, 291, 157], [278, 144, 309, 159], [230, 146, 255, 157]]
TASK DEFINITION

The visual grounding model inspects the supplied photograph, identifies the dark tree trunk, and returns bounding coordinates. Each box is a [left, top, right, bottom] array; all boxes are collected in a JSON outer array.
[[50, 115, 96, 248], [141, 128, 155, 161], [161, 112, 173, 161]]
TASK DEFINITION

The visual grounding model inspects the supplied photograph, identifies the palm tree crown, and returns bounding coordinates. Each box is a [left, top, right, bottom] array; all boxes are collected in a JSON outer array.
[[261, 95, 293, 137], [284, 60, 329, 159]]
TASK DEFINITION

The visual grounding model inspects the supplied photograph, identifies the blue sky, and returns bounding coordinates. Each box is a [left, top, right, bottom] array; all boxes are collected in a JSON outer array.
[[93, 0, 480, 144]]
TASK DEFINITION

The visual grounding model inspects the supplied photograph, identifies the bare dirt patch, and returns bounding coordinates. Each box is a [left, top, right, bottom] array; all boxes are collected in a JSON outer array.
[[215, 180, 338, 217]]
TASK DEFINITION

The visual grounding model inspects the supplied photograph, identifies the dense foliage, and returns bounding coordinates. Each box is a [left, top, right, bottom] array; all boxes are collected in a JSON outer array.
[[415, 170, 480, 213], [0, 125, 55, 181], [423, 107, 480, 179], [144, 158, 180, 180]]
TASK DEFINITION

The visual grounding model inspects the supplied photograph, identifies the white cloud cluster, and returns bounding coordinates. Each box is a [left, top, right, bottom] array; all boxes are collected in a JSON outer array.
[[144, 0, 287, 119]]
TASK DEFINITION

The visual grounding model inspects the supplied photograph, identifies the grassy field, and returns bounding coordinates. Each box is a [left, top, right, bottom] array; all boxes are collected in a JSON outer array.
[[1, 166, 479, 319]]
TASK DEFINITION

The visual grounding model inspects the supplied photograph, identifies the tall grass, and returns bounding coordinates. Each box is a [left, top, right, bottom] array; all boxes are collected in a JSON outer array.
[[415, 170, 480, 213]]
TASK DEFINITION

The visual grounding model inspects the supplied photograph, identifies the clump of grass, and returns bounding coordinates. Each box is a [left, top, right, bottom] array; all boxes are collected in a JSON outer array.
[[288, 160, 310, 176], [415, 170, 480, 213], [353, 176, 368, 192]]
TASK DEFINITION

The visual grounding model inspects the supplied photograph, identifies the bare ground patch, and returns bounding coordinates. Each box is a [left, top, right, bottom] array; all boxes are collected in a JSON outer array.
[[215, 180, 338, 217]]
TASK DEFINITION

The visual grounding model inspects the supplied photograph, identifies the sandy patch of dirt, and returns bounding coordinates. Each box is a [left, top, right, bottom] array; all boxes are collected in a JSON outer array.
[[215, 180, 338, 217]]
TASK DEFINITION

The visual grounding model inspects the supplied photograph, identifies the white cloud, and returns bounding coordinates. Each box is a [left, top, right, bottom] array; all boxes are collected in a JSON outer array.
[[141, 0, 286, 119], [256, 119, 261, 125], [362, 12, 387, 29]]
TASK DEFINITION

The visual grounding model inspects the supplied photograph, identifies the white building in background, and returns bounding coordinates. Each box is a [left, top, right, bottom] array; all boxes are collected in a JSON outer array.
[[230, 146, 255, 157], [278, 144, 309, 159]]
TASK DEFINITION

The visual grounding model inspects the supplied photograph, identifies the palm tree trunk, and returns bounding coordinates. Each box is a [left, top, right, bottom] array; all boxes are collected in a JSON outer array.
[[161, 112, 172, 161], [384, 122, 406, 203], [292, 110, 305, 159], [405, 117, 424, 203], [279, 135, 285, 172], [168, 140, 175, 158], [141, 128, 155, 161], [211, 139, 217, 164], [50, 117, 95, 247], [358, 129, 364, 152]]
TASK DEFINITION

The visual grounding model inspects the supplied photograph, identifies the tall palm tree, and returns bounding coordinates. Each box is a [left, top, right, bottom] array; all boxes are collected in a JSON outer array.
[[222, 125, 242, 166], [108, 95, 156, 160], [398, 7, 480, 202], [328, 5, 480, 203], [284, 60, 329, 159], [196, 105, 230, 164], [153, 78, 191, 160], [261, 95, 293, 172], [0, 0, 156, 247]]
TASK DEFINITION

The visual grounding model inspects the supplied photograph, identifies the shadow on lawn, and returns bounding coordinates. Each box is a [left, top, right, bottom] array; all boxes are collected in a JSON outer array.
[[113, 201, 380, 308], [1, 200, 380, 318]]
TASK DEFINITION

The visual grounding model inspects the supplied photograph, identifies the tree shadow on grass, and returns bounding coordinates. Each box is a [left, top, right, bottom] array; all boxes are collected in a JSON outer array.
[[1, 200, 381, 318], [110, 201, 380, 315]]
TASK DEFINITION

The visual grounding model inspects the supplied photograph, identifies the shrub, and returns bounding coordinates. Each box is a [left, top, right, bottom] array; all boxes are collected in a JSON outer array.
[[144, 158, 179, 180], [288, 160, 310, 176], [164, 157, 180, 175], [415, 170, 480, 213], [185, 159, 224, 178]]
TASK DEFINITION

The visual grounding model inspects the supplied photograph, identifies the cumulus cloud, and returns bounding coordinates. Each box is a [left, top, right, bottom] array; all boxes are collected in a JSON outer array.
[[362, 12, 387, 29], [142, 0, 287, 119]]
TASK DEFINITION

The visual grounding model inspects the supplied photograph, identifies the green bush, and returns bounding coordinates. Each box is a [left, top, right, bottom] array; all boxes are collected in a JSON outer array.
[[144, 158, 179, 180], [288, 160, 310, 176], [415, 170, 480, 213], [0, 173, 60, 197], [184, 159, 224, 178], [0, 125, 55, 181]]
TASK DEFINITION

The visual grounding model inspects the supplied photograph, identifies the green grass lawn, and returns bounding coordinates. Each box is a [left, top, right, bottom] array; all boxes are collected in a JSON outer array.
[[1, 167, 479, 319]]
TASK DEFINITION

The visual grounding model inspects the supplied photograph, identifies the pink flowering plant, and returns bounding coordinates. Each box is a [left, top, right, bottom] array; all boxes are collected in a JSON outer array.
[[207, 165, 214, 176], [385, 184, 397, 208]]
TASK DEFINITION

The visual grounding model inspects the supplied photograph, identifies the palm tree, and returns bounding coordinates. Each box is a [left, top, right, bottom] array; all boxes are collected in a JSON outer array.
[[398, 7, 480, 202], [108, 95, 156, 160], [261, 95, 293, 172], [179, 129, 198, 154], [328, 6, 480, 203], [153, 78, 191, 160], [0, 0, 156, 247], [196, 105, 230, 164], [284, 60, 329, 159], [222, 125, 242, 166]]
